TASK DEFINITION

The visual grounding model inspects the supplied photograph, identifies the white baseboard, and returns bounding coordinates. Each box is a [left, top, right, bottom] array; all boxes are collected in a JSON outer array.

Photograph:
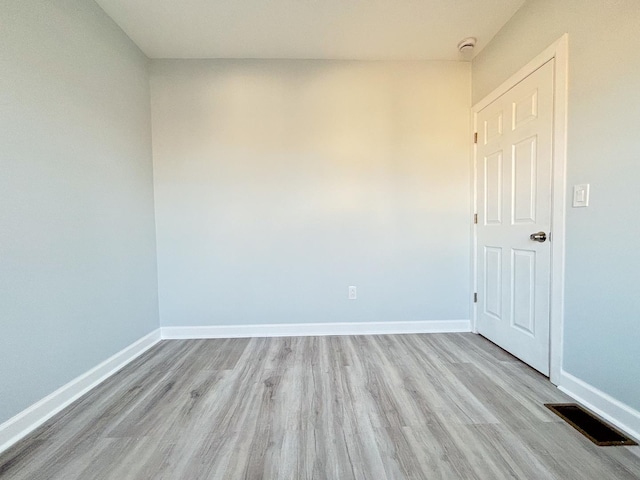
[[0, 329, 162, 455], [161, 320, 471, 339], [558, 369, 640, 443]]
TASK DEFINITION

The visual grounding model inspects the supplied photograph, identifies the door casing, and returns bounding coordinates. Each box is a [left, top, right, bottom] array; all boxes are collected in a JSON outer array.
[[471, 34, 569, 385]]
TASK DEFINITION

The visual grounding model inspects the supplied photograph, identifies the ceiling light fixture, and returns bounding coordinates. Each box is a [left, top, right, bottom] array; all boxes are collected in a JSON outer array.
[[457, 37, 477, 53]]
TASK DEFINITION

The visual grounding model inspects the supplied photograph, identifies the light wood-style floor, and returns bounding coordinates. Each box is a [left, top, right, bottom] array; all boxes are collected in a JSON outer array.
[[1, 333, 639, 479]]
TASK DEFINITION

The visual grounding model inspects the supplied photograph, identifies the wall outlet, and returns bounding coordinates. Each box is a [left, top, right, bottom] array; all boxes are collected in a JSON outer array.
[[348, 286, 357, 300]]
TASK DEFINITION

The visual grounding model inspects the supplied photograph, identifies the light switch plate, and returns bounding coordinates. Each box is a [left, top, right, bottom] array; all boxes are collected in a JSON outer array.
[[573, 184, 590, 207]]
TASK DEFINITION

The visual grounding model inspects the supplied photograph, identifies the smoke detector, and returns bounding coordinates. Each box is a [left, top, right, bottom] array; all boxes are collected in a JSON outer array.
[[457, 37, 477, 53]]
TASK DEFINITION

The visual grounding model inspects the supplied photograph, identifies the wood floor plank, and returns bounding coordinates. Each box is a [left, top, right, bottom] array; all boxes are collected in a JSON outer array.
[[447, 362, 561, 429], [1, 334, 640, 479]]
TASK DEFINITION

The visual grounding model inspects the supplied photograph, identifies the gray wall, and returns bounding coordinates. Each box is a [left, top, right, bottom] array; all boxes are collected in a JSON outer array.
[[150, 60, 471, 327], [473, 0, 640, 410], [0, 0, 159, 423]]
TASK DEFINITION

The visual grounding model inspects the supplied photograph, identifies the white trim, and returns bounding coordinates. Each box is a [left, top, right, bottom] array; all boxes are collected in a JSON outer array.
[[0, 329, 162, 455], [161, 320, 471, 339], [558, 369, 640, 443], [471, 34, 569, 385], [470, 99, 478, 333], [548, 34, 569, 386]]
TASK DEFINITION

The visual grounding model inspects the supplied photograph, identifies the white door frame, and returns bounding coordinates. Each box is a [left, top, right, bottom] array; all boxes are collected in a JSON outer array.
[[471, 34, 569, 385]]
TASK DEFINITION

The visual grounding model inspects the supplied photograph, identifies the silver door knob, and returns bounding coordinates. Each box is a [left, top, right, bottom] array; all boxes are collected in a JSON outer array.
[[530, 231, 547, 243]]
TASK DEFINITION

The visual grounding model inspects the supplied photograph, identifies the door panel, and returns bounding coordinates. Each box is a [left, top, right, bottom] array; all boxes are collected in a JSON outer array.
[[476, 60, 554, 375], [484, 152, 503, 225], [511, 248, 535, 335], [484, 246, 502, 319], [512, 136, 537, 224]]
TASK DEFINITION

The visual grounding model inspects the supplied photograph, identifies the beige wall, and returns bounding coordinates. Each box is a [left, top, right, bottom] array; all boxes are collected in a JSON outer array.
[[150, 60, 472, 327], [473, 0, 640, 411]]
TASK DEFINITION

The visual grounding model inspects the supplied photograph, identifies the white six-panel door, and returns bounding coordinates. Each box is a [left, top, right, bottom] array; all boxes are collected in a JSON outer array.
[[476, 60, 554, 375]]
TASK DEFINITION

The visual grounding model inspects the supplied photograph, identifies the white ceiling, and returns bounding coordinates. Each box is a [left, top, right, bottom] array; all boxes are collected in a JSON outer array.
[[94, 0, 525, 60]]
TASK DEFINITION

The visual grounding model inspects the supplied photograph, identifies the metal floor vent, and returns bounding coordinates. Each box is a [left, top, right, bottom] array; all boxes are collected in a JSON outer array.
[[545, 403, 637, 446]]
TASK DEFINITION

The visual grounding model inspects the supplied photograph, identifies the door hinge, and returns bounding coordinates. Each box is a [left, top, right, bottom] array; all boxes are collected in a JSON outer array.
[[474, 132, 478, 144], [473, 213, 478, 224], [473, 292, 478, 303]]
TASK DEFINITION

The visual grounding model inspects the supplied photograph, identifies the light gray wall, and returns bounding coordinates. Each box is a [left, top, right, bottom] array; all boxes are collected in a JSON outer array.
[[473, 0, 640, 410], [151, 60, 471, 327], [0, 0, 159, 423]]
